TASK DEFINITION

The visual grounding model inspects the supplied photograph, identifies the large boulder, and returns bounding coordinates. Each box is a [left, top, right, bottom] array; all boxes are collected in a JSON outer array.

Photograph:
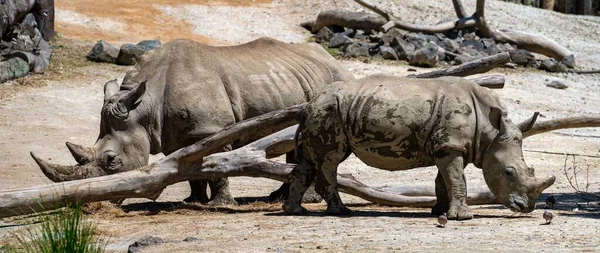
[[116, 40, 161, 66], [391, 37, 415, 60], [379, 46, 398, 60], [86, 40, 119, 63]]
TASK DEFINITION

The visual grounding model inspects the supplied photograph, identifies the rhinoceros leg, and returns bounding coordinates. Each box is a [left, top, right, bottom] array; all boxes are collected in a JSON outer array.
[[269, 151, 323, 203], [184, 180, 210, 203], [206, 178, 237, 205], [282, 157, 317, 214], [431, 171, 451, 215], [434, 150, 473, 220]]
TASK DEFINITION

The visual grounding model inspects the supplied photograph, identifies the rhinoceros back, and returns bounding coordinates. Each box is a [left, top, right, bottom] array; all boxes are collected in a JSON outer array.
[[120, 38, 352, 154]]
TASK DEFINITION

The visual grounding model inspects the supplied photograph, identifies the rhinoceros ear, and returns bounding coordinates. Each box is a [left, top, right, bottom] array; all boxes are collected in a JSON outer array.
[[517, 112, 540, 133], [119, 80, 146, 109], [489, 106, 504, 130], [104, 79, 119, 100]]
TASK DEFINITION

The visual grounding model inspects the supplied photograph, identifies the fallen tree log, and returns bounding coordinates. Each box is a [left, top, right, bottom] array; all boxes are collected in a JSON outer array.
[[310, 10, 387, 33], [409, 52, 511, 79], [467, 75, 505, 89]]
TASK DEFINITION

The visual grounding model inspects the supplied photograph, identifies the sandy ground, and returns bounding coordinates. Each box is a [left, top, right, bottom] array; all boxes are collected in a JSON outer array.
[[1, 0, 600, 252]]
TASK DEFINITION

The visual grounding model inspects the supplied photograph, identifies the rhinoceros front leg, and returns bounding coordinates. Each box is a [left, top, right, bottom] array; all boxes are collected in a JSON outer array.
[[207, 178, 237, 205], [431, 171, 450, 215], [434, 150, 473, 220]]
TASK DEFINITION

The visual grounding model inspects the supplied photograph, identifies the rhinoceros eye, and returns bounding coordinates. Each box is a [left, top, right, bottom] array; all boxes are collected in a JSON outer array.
[[505, 167, 516, 178]]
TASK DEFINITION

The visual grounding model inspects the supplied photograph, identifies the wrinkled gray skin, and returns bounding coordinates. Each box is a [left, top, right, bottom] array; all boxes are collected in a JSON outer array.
[[31, 37, 353, 205], [283, 75, 555, 220]]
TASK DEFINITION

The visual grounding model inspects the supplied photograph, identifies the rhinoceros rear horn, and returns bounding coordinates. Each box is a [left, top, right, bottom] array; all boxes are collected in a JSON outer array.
[[30, 152, 106, 182], [65, 142, 95, 165], [518, 112, 540, 133]]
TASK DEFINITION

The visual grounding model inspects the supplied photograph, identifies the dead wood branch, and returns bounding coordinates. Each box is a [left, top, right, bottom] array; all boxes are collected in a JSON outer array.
[[467, 75, 505, 89], [493, 28, 575, 68], [311, 10, 387, 33], [522, 116, 600, 138], [410, 52, 511, 79]]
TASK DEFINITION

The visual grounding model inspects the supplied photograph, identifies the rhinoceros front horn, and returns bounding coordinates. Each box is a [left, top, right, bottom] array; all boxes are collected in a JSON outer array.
[[537, 175, 556, 193], [30, 152, 106, 182], [65, 142, 95, 165]]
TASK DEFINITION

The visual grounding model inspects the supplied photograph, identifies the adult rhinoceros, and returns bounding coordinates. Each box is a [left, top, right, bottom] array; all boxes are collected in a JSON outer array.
[[283, 75, 555, 220], [31, 37, 353, 205]]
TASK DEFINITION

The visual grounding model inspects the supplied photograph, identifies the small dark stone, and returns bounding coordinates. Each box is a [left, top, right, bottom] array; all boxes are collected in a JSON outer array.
[[509, 49, 535, 66], [116, 44, 146, 66], [485, 44, 509, 55], [546, 80, 568, 89], [328, 33, 351, 48], [343, 42, 369, 58], [381, 28, 406, 46], [462, 32, 477, 40], [540, 58, 568, 72], [441, 38, 460, 53], [315, 27, 334, 43], [407, 68, 417, 72], [380, 46, 398, 60], [128, 236, 165, 253], [391, 37, 415, 60], [87, 40, 119, 63], [344, 28, 357, 38], [404, 32, 427, 49], [183, 237, 199, 242], [461, 40, 484, 51], [481, 38, 496, 49]]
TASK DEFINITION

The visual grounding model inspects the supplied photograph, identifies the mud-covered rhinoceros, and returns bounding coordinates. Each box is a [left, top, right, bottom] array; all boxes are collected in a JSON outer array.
[[31, 37, 353, 205], [283, 75, 555, 220]]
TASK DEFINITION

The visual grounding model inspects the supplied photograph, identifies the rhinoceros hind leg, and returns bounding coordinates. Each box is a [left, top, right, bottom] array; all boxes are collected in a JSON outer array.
[[283, 158, 316, 214], [315, 155, 351, 216], [431, 171, 450, 215], [207, 178, 238, 206], [183, 180, 210, 203], [271, 151, 323, 203]]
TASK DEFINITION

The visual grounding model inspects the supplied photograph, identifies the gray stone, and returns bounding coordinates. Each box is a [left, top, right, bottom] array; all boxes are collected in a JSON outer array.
[[409, 46, 439, 67], [344, 28, 356, 38], [560, 54, 576, 68], [426, 42, 445, 61], [391, 37, 415, 60], [116, 44, 145, 66], [315, 27, 333, 43], [137, 39, 161, 51], [128, 236, 165, 253], [182, 237, 199, 242], [441, 38, 460, 53], [87, 40, 119, 63], [461, 39, 484, 51], [380, 46, 398, 60], [546, 80, 568, 89], [343, 42, 369, 58], [328, 33, 351, 48], [481, 38, 496, 49], [485, 44, 510, 55], [540, 58, 568, 72], [381, 28, 406, 46], [509, 49, 535, 66], [404, 32, 427, 48]]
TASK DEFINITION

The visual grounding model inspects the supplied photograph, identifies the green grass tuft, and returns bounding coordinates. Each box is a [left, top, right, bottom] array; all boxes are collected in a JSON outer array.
[[3, 203, 107, 253]]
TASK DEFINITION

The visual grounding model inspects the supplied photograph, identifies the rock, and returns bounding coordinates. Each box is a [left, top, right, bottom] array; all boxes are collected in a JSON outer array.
[[423, 34, 441, 44], [508, 49, 535, 66], [343, 42, 369, 58], [0, 57, 29, 83], [381, 28, 406, 46], [540, 58, 568, 72], [344, 28, 357, 38], [137, 39, 161, 51], [441, 38, 460, 53], [481, 38, 496, 49], [409, 46, 439, 68], [315, 27, 334, 43], [380, 46, 398, 60], [485, 44, 510, 55], [426, 42, 445, 61], [116, 44, 145, 65], [182, 237, 199, 242], [546, 80, 568, 89], [404, 32, 427, 49], [391, 37, 415, 60], [328, 33, 351, 48], [461, 39, 484, 51], [87, 40, 119, 63], [560, 54, 576, 68], [128, 236, 165, 253]]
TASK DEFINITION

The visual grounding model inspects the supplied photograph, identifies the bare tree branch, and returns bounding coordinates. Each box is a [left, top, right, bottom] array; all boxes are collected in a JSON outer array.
[[410, 52, 511, 79], [452, 0, 468, 18]]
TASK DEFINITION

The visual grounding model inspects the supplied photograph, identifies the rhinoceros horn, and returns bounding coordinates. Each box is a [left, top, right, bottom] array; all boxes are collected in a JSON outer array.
[[30, 152, 106, 182], [537, 175, 556, 193], [65, 142, 95, 165]]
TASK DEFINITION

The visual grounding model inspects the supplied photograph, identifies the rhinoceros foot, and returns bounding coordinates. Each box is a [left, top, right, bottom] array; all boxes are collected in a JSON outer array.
[[431, 202, 450, 216], [324, 205, 353, 216], [447, 202, 473, 220], [282, 202, 308, 215], [206, 195, 238, 206]]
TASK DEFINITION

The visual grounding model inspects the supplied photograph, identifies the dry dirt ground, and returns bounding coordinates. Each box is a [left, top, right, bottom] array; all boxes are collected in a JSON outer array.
[[1, 0, 600, 252]]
